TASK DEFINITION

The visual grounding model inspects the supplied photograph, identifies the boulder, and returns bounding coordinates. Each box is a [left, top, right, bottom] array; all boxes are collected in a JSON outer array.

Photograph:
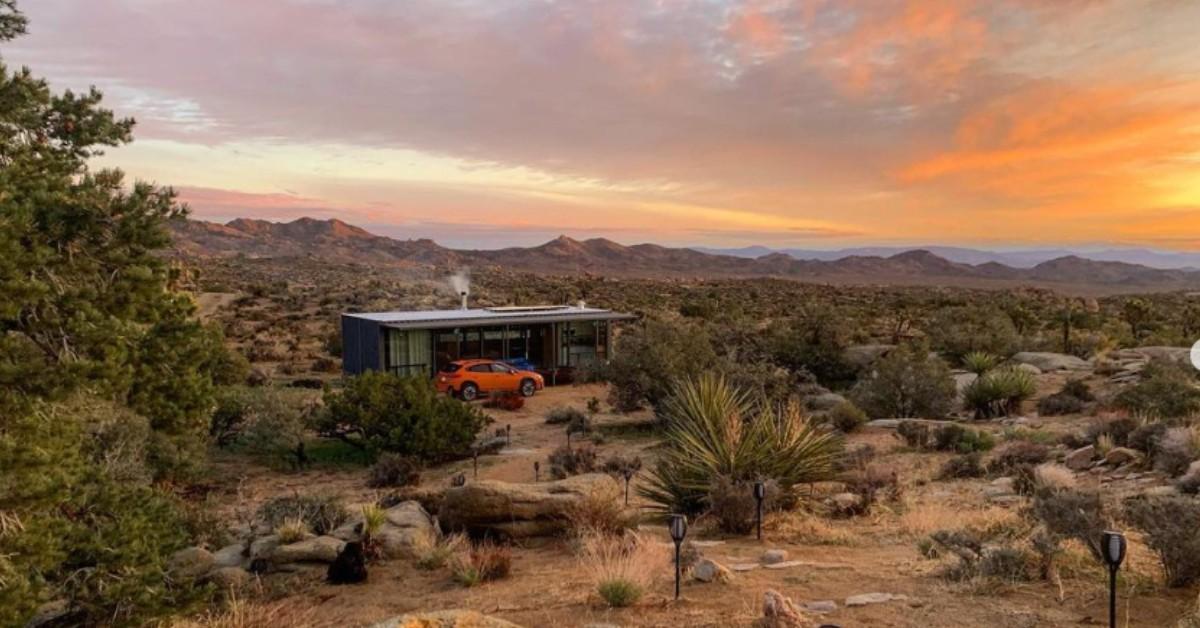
[[1134, 346, 1191, 364], [829, 492, 863, 514], [1011, 352, 1089, 372], [760, 549, 789, 565], [844, 344, 895, 371], [758, 589, 807, 628], [376, 501, 437, 558], [211, 542, 247, 569], [167, 547, 214, 580], [952, 372, 978, 395], [269, 535, 345, 564], [249, 534, 282, 561], [1016, 363, 1043, 376], [205, 566, 252, 589], [439, 474, 634, 538], [371, 610, 524, 628], [1104, 447, 1141, 466], [1064, 445, 1096, 471], [692, 558, 733, 583]]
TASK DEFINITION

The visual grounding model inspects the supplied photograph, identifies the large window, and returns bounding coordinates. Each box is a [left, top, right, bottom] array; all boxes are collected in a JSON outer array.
[[560, 321, 600, 367], [384, 329, 432, 376]]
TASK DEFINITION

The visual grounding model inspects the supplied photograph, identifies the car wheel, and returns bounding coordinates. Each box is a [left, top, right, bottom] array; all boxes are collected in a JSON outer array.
[[460, 382, 479, 401], [520, 379, 536, 397]]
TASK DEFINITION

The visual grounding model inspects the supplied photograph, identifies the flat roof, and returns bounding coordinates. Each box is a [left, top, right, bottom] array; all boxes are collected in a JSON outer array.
[[343, 305, 635, 330]]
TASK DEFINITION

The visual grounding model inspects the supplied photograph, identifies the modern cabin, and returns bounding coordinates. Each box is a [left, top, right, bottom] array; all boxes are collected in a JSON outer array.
[[340, 303, 636, 380]]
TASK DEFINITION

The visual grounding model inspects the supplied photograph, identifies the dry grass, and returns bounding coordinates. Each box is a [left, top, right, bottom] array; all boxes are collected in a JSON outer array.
[[411, 530, 465, 571], [579, 532, 668, 608], [565, 480, 634, 541], [450, 540, 512, 587], [1033, 463, 1077, 492], [171, 593, 322, 628], [899, 501, 1022, 538], [274, 518, 308, 543], [768, 510, 857, 546]]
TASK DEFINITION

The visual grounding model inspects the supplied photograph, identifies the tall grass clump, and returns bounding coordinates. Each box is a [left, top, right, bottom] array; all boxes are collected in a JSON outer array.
[[961, 352, 1000, 376], [581, 533, 666, 608], [639, 374, 842, 516]]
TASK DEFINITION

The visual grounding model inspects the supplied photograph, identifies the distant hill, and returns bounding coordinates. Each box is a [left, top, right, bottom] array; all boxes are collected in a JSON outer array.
[[171, 217, 1200, 294], [694, 244, 1200, 270]]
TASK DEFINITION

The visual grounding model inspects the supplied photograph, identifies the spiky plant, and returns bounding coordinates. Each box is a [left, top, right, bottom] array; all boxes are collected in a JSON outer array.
[[638, 373, 843, 516], [961, 352, 1000, 376], [964, 367, 1037, 419]]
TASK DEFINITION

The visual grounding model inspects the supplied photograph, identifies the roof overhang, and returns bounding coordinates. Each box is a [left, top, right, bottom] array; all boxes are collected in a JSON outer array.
[[343, 307, 636, 331]]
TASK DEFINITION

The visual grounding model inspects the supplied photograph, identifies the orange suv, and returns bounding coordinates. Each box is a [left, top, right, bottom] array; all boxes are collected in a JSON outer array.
[[435, 359, 545, 401]]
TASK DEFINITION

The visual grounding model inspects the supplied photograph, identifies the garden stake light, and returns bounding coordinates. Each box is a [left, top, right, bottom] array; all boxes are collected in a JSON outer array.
[[472, 448, 479, 479], [622, 468, 636, 505], [754, 481, 766, 541], [534, 461, 540, 482], [669, 514, 688, 600], [505, 423, 511, 445], [1101, 530, 1127, 628]]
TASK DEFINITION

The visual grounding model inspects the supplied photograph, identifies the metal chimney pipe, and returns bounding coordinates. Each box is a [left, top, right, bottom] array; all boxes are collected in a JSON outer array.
[[460, 291, 468, 310]]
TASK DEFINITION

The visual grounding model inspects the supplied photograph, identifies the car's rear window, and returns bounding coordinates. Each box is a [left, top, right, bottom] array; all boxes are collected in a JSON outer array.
[[440, 363, 462, 373]]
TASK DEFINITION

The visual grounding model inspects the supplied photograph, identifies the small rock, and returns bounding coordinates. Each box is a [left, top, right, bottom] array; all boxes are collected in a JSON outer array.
[[1105, 447, 1140, 466], [845, 592, 907, 607], [692, 558, 733, 583], [801, 600, 838, 614], [168, 547, 214, 579], [764, 560, 805, 570], [731, 563, 761, 572], [761, 549, 789, 565], [211, 543, 247, 569], [1065, 445, 1096, 471], [691, 540, 726, 548], [249, 534, 282, 560], [829, 492, 863, 512]]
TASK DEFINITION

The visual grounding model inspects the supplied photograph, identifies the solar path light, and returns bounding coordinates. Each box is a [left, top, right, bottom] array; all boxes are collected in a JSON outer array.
[[533, 460, 540, 483], [622, 468, 636, 506], [1101, 530, 1127, 628], [505, 423, 511, 446], [669, 514, 688, 600], [754, 481, 766, 541]]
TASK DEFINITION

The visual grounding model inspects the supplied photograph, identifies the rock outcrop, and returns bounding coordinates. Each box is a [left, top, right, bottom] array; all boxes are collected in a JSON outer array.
[[439, 474, 634, 538], [1010, 352, 1090, 372], [370, 610, 524, 628]]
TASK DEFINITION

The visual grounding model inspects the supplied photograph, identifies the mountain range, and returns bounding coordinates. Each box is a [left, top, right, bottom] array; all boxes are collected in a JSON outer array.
[[171, 217, 1200, 295], [693, 245, 1200, 270]]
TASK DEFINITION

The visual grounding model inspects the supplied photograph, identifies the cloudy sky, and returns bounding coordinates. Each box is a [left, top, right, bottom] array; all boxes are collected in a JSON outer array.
[[6, 0, 1200, 249]]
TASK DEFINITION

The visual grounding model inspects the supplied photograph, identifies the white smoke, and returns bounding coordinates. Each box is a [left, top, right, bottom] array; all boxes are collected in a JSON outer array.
[[448, 269, 471, 296]]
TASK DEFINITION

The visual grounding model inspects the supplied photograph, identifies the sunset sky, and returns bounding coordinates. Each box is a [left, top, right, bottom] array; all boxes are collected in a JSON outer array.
[[6, 0, 1200, 249]]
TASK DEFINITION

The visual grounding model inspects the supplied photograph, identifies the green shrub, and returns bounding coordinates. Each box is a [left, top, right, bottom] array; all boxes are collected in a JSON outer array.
[[1026, 488, 1109, 562], [639, 374, 842, 516], [987, 441, 1050, 476], [828, 400, 868, 433], [548, 444, 598, 479], [961, 351, 1000, 375], [1115, 360, 1200, 419], [939, 453, 985, 479], [602, 319, 719, 412], [766, 305, 857, 385], [1037, 392, 1083, 416], [963, 368, 1036, 419], [706, 475, 779, 534], [932, 423, 995, 453], [927, 306, 1021, 360], [319, 371, 489, 462], [546, 406, 586, 425], [1123, 495, 1200, 587], [850, 344, 956, 419], [598, 578, 643, 607], [256, 494, 349, 535], [366, 453, 422, 488]]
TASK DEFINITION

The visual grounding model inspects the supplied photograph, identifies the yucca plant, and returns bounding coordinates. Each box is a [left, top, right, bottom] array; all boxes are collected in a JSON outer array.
[[964, 367, 1037, 419], [961, 352, 1000, 376], [638, 373, 843, 516], [360, 503, 387, 559]]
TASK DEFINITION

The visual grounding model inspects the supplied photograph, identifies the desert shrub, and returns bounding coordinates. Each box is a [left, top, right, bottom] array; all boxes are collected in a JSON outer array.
[[582, 533, 664, 608], [850, 344, 956, 419], [1178, 462, 1200, 495], [961, 351, 1000, 375], [483, 391, 525, 411], [548, 444, 598, 479], [1085, 415, 1139, 448], [319, 371, 489, 462], [235, 387, 311, 469], [546, 406, 586, 425], [828, 400, 868, 433], [939, 453, 985, 480], [367, 453, 421, 488], [565, 411, 593, 437], [766, 305, 857, 385], [1129, 421, 1169, 456], [1123, 495, 1200, 587], [836, 443, 877, 472], [1032, 463, 1077, 492], [927, 305, 1021, 360], [412, 531, 465, 571], [1037, 393, 1083, 416], [963, 368, 1036, 419], [1061, 379, 1095, 402], [987, 441, 1050, 476], [256, 494, 349, 536], [1026, 488, 1109, 562], [603, 318, 719, 412], [896, 420, 931, 448], [931, 423, 996, 454], [1114, 360, 1200, 419], [566, 481, 635, 538], [706, 476, 780, 534], [839, 464, 901, 516], [1154, 427, 1199, 476], [640, 374, 842, 516], [601, 454, 643, 479], [929, 530, 1033, 582], [450, 540, 512, 586]]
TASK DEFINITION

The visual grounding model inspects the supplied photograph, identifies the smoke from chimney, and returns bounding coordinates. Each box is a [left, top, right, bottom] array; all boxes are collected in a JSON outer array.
[[448, 269, 471, 310]]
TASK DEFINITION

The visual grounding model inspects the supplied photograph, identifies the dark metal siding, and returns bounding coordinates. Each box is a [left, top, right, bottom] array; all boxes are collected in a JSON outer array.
[[341, 315, 382, 375]]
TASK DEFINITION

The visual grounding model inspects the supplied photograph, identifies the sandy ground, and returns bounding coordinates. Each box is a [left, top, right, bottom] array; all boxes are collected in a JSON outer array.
[[208, 384, 1198, 627]]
